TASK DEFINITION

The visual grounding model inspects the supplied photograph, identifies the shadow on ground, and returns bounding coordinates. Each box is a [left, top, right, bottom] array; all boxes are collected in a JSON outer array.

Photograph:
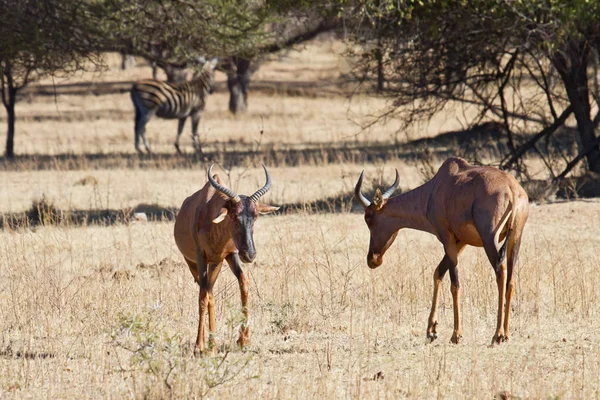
[[0, 122, 510, 171], [0, 201, 177, 230], [19, 79, 346, 99], [2, 176, 599, 230]]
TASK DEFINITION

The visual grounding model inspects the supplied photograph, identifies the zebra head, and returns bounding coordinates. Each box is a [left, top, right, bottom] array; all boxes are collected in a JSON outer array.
[[196, 57, 218, 94]]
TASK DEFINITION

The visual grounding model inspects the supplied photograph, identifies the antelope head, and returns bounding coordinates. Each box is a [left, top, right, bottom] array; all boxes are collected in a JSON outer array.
[[208, 164, 279, 263], [354, 169, 400, 269]]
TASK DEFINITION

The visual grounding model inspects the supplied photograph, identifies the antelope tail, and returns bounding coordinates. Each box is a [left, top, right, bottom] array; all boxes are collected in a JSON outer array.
[[496, 200, 514, 266]]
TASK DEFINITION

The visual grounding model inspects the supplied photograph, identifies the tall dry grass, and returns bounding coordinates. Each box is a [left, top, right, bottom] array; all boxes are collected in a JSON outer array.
[[1, 202, 599, 398], [1, 36, 598, 399]]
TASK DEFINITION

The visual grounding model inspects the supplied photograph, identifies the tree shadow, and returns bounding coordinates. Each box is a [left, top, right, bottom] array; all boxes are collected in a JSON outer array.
[[0, 123, 510, 171], [1, 202, 177, 229]]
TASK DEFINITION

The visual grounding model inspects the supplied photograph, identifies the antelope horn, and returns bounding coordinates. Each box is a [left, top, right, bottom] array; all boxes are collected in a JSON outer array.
[[354, 171, 372, 208], [249, 164, 272, 202], [207, 165, 241, 203], [381, 169, 400, 199]]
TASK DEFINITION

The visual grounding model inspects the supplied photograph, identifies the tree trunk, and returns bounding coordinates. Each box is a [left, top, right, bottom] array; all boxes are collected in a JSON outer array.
[[553, 42, 600, 173], [227, 57, 250, 114], [4, 86, 16, 159], [120, 53, 136, 70]]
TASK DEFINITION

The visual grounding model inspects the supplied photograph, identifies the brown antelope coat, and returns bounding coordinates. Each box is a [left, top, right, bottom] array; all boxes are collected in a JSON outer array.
[[355, 157, 529, 345], [174, 166, 278, 355]]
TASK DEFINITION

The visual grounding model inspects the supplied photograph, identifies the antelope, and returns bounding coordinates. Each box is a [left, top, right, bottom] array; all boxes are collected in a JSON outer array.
[[354, 157, 529, 345], [174, 164, 279, 355], [130, 58, 218, 154]]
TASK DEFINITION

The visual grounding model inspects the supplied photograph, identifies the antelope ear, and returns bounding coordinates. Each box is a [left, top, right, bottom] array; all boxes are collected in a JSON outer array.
[[372, 188, 385, 210], [212, 207, 228, 223], [257, 204, 280, 215]]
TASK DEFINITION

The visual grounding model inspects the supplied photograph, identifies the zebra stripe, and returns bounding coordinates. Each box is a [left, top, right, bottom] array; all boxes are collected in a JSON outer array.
[[130, 58, 218, 154]]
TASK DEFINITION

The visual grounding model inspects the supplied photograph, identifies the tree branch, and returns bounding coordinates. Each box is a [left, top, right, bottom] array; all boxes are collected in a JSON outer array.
[[260, 19, 338, 55], [498, 49, 520, 153], [501, 105, 574, 170], [554, 134, 600, 181]]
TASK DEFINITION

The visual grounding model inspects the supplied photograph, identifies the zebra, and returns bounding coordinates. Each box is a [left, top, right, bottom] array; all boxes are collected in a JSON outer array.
[[130, 58, 218, 154]]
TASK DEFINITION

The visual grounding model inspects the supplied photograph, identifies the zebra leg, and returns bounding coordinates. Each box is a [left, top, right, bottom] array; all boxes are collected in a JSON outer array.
[[134, 108, 144, 154], [135, 111, 153, 154], [191, 113, 203, 154], [141, 127, 152, 154], [175, 118, 186, 154]]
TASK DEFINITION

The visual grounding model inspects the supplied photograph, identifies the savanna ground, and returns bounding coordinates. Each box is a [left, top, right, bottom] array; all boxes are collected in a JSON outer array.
[[1, 36, 600, 399]]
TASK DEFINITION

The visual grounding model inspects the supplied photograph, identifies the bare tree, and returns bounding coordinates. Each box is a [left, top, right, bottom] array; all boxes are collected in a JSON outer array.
[[0, 0, 102, 158], [343, 0, 600, 179]]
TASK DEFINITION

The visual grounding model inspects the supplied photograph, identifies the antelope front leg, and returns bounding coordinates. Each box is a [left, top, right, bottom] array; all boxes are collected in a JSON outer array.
[[492, 262, 508, 345], [207, 292, 218, 356], [449, 266, 461, 344], [442, 239, 464, 344], [226, 253, 250, 348], [195, 287, 209, 356], [427, 259, 449, 341], [194, 250, 209, 356], [236, 273, 250, 347], [206, 263, 223, 355]]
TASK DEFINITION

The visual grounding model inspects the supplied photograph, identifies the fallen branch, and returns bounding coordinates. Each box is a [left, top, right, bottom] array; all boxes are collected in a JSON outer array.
[[554, 134, 600, 182]]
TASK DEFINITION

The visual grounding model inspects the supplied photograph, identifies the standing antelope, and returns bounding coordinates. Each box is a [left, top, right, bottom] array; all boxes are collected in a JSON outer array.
[[130, 58, 218, 154], [174, 165, 279, 355], [354, 157, 529, 345]]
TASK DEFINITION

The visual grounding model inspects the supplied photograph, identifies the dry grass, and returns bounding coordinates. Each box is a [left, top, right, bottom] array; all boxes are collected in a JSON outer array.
[[3, 36, 493, 156], [1, 204, 600, 398], [0, 164, 430, 214], [0, 37, 598, 399]]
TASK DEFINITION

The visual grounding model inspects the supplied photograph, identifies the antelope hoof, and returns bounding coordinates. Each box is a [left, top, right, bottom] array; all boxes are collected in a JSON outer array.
[[450, 331, 462, 344], [426, 321, 438, 342], [491, 332, 508, 346], [174, 143, 182, 154], [237, 326, 250, 348], [193, 346, 204, 357], [193, 346, 217, 357]]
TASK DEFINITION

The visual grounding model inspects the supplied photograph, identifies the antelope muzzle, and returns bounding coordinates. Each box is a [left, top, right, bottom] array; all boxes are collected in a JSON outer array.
[[367, 252, 384, 269]]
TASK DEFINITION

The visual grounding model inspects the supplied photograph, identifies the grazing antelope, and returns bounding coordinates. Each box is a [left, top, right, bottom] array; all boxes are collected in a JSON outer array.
[[130, 58, 218, 154], [174, 164, 279, 355], [354, 157, 529, 345]]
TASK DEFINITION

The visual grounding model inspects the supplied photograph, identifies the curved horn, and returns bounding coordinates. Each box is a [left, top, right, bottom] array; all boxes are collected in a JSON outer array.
[[354, 171, 372, 208], [249, 164, 272, 202], [381, 169, 400, 199], [207, 165, 241, 203]]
